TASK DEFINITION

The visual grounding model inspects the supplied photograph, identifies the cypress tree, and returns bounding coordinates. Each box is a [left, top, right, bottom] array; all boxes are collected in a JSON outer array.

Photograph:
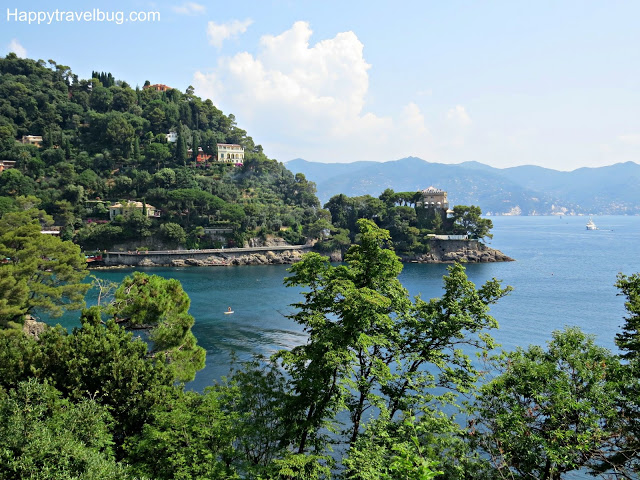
[[176, 126, 187, 165], [192, 132, 198, 162], [133, 137, 140, 162]]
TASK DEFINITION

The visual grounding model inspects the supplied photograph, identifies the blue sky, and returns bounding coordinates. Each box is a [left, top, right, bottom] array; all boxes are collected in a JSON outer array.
[[2, 1, 639, 170]]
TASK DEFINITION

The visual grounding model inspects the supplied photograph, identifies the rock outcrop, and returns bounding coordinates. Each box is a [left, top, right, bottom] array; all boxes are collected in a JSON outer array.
[[22, 315, 48, 339], [400, 240, 513, 263]]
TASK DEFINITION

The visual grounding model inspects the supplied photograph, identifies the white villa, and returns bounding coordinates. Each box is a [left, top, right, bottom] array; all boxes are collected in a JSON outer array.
[[216, 143, 244, 164]]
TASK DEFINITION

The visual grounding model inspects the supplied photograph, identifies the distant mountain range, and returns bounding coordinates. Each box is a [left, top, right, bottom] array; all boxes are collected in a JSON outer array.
[[285, 157, 640, 215]]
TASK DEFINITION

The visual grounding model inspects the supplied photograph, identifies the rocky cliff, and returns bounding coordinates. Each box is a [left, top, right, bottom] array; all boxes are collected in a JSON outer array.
[[400, 239, 513, 263]]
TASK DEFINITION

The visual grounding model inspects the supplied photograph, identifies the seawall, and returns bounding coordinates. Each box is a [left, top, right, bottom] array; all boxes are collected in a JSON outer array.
[[103, 245, 312, 267], [101, 240, 512, 268]]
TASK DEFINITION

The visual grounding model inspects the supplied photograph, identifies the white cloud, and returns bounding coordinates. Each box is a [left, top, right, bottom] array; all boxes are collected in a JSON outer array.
[[194, 21, 432, 163], [447, 105, 472, 126], [172, 2, 206, 15], [7, 39, 26, 58], [618, 133, 640, 145], [207, 19, 253, 48], [402, 103, 429, 135]]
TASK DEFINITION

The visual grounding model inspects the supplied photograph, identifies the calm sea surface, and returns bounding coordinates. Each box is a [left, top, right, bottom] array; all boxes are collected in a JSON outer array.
[[57, 216, 640, 392]]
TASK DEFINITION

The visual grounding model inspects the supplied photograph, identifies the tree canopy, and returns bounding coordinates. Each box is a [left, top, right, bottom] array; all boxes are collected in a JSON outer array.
[[320, 190, 494, 255], [0, 217, 639, 478], [0, 208, 89, 328], [109, 272, 206, 382], [0, 54, 323, 251]]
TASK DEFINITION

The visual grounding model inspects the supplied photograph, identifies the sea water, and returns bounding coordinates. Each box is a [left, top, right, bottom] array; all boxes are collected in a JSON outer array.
[[56, 215, 639, 391], [47, 215, 639, 478]]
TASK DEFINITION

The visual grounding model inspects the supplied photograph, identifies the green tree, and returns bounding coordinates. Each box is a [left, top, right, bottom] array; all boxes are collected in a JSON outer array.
[[126, 388, 236, 480], [304, 217, 333, 241], [615, 273, 640, 361], [451, 205, 493, 240], [175, 126, 188, 165], [0, 196, 16, 217], [191, 131, 199, 162], [154, 166, 176, 187], [111, 86, 137, 112], [0, 379, 131, 480], [472, 327, 623, 480], [608, 273, 640, 475], [0, 209, 89, 325], [105, 113, 135, 158], [279, 219, 510, 457], [109, 272, 206, 382], [0, 168, 37, 196], [145, 142, 171, 169], [159, 222, 186, 246], [89, 85, 113, 112], [344, 412, 445, 480], [0, 307, 175, 452], [121, 210, 152, 238]]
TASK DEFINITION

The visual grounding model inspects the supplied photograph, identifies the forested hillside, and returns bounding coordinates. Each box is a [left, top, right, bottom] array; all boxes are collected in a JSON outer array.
[[0, 54, 321, 249]]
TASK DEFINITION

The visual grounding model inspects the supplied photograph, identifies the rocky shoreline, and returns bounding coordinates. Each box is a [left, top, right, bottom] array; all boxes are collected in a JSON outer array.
[[91, 240, 513, 269], [400, 241, 514, 263], [128, 249, 306, 268]]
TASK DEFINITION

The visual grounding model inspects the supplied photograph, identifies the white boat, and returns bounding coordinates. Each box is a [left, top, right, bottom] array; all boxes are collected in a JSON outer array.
[[586, 218, 597, 230]]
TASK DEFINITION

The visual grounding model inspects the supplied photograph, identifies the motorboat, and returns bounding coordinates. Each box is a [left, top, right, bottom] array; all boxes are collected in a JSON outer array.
[[586, 218, 597, 230]]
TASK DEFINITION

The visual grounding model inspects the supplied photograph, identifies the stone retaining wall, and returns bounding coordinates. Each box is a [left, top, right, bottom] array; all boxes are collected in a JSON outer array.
[[104, 245, 311, 267]]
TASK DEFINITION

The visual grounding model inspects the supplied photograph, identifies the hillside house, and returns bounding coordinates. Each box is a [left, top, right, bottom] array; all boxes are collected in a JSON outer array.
[[144, 83, 171, 92], [109, 201, 160, 220], [216, 143, 244, 165], [166, 131, 178, 143], [0, 160, 16, 172], [21, 135, 43, 147], [188, 147, 212, 163]]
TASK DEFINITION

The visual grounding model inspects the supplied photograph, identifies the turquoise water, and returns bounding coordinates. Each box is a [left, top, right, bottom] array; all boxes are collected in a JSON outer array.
[[57, 215, 640, 392]]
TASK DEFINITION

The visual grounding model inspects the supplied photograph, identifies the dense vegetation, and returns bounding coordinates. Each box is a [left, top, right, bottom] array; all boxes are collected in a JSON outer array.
[[5, 53, 634, 478], [1, 219, 639, 479], [0, 54, 321, 249], [319, 190, 493, 255], [0, 54, 495, 255]]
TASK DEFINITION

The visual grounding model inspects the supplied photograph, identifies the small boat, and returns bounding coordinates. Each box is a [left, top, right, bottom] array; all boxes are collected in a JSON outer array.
[[586, 218, 597, 230], [224, 311, 234, 315]]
